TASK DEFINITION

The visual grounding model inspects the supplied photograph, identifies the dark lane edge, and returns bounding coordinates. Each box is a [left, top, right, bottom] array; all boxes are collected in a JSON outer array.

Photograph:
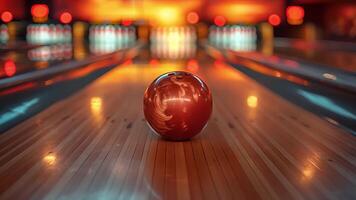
[[0, 43, 143, 90], [202, 43, 356, 135], [0, 46, 141, 133]]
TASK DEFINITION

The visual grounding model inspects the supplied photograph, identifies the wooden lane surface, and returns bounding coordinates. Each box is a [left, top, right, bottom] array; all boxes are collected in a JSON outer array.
[[0, 56, 355, 200]]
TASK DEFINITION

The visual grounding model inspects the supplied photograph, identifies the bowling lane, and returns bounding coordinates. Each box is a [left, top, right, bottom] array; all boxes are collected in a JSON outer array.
[[274, 39, 356, 73], [0, 48, 355, 199], [206, 26, 356, 134]]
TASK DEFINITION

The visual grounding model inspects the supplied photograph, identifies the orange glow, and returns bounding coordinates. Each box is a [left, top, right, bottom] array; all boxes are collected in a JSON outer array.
[[123, 59, 133, 66], [37, 58, 121, 88], [213, 62, 244, 80], [302, 167, 314, 180], [52, 1, 281, 24], [64, 59, 113, 79], [286, 6, 304, 25], [4, 60, 16, 77], [31, 4, 49, 18], [60, 12, 72, 24], [1, 11, 13, 23], [214, 16, 226, 27], [187, 12, 199, 24], [268, 14, 281, 26], [149, 59, 159, 66], [70, 0, 201, 25], [186, 59, 199, 73], [209, 2, 283, 24], [214, 60, 225, 68], [156, 7, 182, 26]]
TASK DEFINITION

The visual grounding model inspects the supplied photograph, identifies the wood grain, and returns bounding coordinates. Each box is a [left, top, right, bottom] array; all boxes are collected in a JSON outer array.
[[0, 53, 355, 200]]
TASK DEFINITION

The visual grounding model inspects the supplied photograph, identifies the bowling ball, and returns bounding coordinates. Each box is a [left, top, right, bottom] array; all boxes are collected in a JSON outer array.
[[143, 71, 212, 141]]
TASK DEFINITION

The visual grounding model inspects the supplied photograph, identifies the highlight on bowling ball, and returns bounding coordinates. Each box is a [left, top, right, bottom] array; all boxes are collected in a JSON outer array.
[[143, 71, 212, 141]]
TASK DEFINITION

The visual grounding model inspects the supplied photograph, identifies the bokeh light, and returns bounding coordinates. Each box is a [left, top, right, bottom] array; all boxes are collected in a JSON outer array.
[[60, 12, 72, 24], [1, 11, 13, 23], [122, 19, 132, 26], [268, 14, 281, 26], [4, 60, 17, 77], [31, 4, 49, 18], [214, 16, 226, 27], [286, 6, 304, 25], [187, 12, 199, 24]]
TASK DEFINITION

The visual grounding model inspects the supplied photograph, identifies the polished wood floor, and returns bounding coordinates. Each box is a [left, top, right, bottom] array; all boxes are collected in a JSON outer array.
[[0, 54, 355, 200]]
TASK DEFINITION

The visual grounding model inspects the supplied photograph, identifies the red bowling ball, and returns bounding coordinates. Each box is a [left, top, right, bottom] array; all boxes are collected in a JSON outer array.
[[143, 71, 212, 140]]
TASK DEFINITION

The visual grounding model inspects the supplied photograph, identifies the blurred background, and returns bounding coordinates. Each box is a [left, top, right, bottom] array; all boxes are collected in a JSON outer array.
[[1, 0, 355, 45], [1, 0, 355, 82], [0, 0, 355, 64]]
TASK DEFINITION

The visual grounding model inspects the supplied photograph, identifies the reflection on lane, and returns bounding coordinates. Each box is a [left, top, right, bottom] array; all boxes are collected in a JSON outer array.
[[0, 97, 39, 126], [90, 96, 104, 125], [43, 152, 57, 167], [297, 89, 356, 120], [207, 26, 356, 135], [0, 25, 137, 80], [28, 44, 72, 61], [228, 58, 356, 135], [274, 39, 356, 73], [301, 154, 320, 183], [0, 55, 130, 133], [247, 95, 258, 108], [0, 43, 76, 79]]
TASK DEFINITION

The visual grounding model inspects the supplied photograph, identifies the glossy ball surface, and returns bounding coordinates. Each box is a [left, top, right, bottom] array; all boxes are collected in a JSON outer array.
[[144, 71, 212, 140]]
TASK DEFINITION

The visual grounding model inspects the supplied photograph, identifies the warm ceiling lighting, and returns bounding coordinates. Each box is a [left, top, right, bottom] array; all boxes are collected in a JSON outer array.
[[286, 6, 304, 25], [214, 15, 226, 27], [268, 14, 281, 26], [60, 12, 72, 24], [1, 11, 13, 23], [187, 12, 199, 24], [31, 4, 49, 18], [208, 2, 284, 24], [155, 7, 182, 26]]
